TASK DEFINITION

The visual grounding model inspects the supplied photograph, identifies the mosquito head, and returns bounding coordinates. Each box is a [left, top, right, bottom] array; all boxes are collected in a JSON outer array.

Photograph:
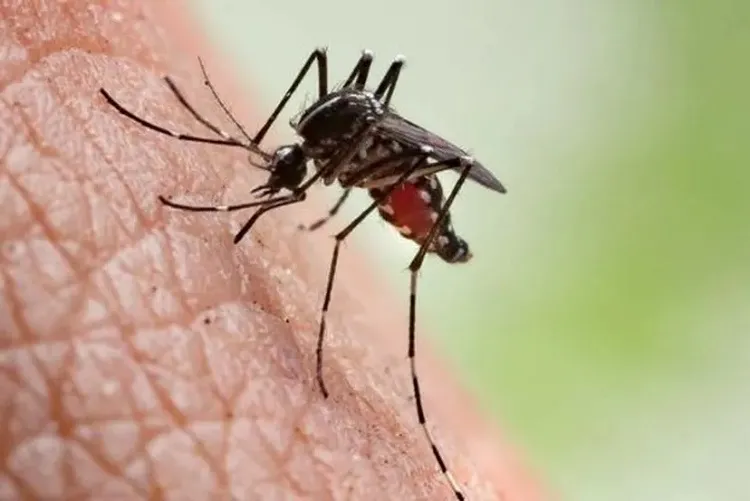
[[251, 144, 308, 197]]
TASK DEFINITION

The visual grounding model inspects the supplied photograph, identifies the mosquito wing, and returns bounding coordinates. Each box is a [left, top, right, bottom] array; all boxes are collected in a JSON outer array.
[[376, 112, 506, 194]]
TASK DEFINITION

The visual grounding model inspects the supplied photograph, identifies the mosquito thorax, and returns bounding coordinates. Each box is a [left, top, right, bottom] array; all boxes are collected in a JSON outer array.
[[294, 89, 384, 157]]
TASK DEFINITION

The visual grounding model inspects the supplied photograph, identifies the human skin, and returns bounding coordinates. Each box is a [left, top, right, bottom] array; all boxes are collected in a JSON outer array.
[[0, 2, 545, 500]]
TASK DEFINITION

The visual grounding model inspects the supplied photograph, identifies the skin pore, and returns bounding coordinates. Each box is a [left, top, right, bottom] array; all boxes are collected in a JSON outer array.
[[0, 2, 544, 499]]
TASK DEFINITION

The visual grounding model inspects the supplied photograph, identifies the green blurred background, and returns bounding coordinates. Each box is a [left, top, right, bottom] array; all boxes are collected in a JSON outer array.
[[190, 1, 749, 499]]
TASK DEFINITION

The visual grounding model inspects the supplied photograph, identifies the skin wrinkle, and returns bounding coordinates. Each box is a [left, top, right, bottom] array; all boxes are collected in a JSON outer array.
[[0, 2, 543, 501]]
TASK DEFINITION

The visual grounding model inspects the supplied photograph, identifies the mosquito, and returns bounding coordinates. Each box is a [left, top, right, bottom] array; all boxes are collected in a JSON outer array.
[[99, 48, 506, 500]]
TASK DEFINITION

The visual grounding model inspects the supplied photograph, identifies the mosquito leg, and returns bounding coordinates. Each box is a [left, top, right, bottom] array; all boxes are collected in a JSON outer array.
[[158, 193, 297, 213], [373, 55, 406, 107], [158, 188, 307, 244], [159, 183, 308, 244], [314, 154, 432, 398], [253, 48, 329, 144], [342, 50, 374, 90], [232, 192, 307, 244], [298, 188, 352, 232], [99, 89, 250, 150], [406, 158, 474, 501]]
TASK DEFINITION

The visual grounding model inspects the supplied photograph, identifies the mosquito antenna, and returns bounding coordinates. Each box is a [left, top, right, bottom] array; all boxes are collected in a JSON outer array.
[[163, 76, 233, 140], [198, 57, 257, 147]]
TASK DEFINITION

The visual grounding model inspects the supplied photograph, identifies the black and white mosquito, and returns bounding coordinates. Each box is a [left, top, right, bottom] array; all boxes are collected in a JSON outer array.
[[99, 48, 506, 500]]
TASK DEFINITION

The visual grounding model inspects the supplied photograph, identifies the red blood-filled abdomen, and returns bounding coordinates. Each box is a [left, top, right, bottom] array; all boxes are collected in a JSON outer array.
[[384, 183, 434, 241]]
